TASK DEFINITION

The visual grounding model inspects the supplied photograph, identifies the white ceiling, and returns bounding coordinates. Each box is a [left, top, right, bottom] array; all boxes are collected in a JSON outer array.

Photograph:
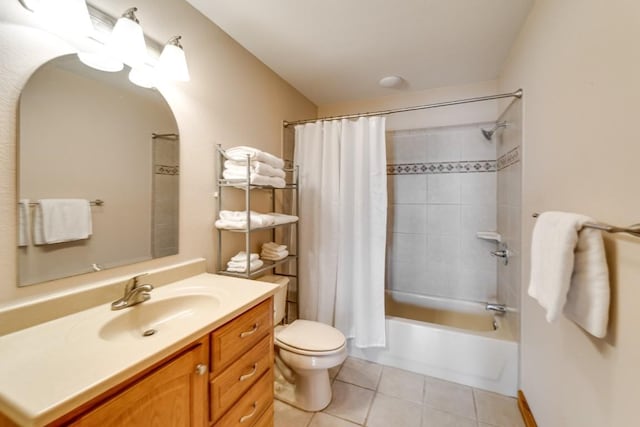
[[186, 0, 534, 106]]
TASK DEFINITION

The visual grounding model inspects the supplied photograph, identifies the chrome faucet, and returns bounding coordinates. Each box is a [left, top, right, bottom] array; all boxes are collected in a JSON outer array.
[[111, 273, 154, 310], [485, 303, 507, 315]]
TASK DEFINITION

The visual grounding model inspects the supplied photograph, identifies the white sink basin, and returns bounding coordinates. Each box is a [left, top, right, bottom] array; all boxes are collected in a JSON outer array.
[[99, 294, 220, 341]]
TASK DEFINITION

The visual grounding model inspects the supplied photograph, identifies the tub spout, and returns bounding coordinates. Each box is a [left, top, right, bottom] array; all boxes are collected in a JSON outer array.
[[485, 303, 507, 314]]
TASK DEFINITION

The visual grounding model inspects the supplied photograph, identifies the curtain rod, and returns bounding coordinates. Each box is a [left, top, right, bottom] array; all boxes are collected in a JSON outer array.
[[283, 88, 523, 127]]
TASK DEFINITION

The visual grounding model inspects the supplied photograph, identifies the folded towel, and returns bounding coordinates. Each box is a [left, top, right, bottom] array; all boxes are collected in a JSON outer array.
[[261, 250, 289, 261], [267, 212, 299, 225], [224, 160, 286, 178], [528, 211, 610, 337], [262, 242, 287, 252], [33, 199, 92, 245], [230, 251, 260, 262], [225, 146, 285, 169], [226, 259, 264, 273], [222, 169, 287, 188], [18, 199, 30, 247], [215, 211, 276, 230]]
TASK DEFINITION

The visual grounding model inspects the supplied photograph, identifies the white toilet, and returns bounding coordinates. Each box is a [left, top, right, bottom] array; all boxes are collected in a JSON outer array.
[[258, 275, 347, 412]]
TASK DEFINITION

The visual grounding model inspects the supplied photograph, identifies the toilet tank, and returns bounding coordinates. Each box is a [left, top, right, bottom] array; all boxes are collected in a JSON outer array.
[[255, 275, 289, 324]]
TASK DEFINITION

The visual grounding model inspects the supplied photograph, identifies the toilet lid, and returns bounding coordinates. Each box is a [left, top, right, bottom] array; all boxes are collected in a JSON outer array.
[[276, 320, 346, 352]]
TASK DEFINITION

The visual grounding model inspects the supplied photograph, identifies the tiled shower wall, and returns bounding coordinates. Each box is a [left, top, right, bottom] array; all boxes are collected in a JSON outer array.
[[386, 124, 499, 302], [496, 100, 522, 339], [151, 137, 179, 258]]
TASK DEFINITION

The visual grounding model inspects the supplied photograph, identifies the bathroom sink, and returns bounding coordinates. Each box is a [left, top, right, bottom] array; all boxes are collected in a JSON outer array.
[[99, 294, 220, 341]]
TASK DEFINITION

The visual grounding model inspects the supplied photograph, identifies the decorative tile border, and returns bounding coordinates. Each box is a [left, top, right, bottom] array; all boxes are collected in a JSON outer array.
[[387, 160, 497, 175], [154, 164, 179, 175], [497, 146, 520, 171]]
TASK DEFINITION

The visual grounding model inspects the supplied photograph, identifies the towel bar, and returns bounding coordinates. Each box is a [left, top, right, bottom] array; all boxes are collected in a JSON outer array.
[[532, 213, 640, 238], [26, 199, 104, 207]]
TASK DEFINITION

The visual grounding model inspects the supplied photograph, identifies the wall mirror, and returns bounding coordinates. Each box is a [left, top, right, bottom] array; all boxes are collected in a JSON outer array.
[[17, 54, 179, 286]]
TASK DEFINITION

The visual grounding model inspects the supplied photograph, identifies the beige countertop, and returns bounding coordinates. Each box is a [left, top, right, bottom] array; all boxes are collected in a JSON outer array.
[[0, 273, 278, 427]]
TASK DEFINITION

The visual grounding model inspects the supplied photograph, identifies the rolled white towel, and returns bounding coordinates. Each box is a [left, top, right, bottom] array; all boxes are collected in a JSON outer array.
[[230, 251, 260, 262], [226, 259, 264, 273], [224, 160, 286, 178], [224, 146, 285, 169]]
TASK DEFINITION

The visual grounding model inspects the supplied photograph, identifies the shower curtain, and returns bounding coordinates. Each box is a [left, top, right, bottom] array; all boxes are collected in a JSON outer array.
[[294, 116, 387, 348]]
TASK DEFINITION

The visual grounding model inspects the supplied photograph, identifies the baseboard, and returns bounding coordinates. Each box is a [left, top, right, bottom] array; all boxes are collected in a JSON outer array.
[[518, 390, 537, 427]]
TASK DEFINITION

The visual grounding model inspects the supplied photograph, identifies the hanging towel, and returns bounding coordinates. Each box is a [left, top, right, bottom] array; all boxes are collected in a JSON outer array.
[[528, 211, 610, 337], [33, 199, 92, 245], [18, 199, 30, 247], [224, 160, 286, 178], [224, 146, 285, 169]]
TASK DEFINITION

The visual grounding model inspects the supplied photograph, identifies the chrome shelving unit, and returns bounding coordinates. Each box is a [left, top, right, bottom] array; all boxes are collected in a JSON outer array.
[[215, 145, 299, 285]]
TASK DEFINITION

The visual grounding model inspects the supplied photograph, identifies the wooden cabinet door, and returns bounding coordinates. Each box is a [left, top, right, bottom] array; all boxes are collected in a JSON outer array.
[[70, 343, 207, 427]]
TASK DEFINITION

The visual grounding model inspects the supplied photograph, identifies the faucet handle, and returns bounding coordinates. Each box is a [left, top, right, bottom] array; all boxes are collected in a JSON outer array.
[[132, 273, 149, 285]]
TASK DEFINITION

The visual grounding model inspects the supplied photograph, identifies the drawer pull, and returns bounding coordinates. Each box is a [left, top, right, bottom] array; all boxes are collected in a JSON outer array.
[[239, 323, 259, 338], [239, 402, 257, 423], [239, 363, 258, 381]]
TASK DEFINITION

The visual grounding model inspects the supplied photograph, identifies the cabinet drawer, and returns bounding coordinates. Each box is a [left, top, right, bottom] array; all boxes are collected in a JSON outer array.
[[211, 299, 272, 375], [253, 404, 273, 427], [210, 335, 273, 421], [214, 369, 274, 427]]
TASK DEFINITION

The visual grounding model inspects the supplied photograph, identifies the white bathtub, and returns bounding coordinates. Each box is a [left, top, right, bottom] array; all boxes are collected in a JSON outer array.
[[348, 290, 518, 396]]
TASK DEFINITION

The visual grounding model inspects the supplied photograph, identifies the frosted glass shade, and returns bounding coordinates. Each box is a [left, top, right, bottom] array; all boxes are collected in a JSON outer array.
[[106, 14, 147, 69], [77, 51, 123, 72], [129, 65, 157, 89], [21, 0, 93, 36], [157, 42, 190, 82]]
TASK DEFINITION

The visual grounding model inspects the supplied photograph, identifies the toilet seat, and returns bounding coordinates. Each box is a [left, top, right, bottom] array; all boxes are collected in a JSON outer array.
[[275, 320, 346, 356]]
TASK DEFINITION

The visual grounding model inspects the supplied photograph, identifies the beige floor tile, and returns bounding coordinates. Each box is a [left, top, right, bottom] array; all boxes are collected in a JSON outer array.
[[423, 406, 477, 427], [274, 399, 314, 427], [323, 380, 375, 425], [336, 357, 383, 390], [423, 377, 476, 420], [378, 366, 425, 403], [474, 390, 524, 427], [310, 412, 361, 427], [366, 393, 422, 427]]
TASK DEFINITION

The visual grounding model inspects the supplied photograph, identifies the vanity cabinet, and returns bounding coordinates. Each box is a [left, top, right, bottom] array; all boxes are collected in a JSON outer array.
[[38, 298, 274, 427], [209, 299, 273, 425], [68, 340, 208, 427]]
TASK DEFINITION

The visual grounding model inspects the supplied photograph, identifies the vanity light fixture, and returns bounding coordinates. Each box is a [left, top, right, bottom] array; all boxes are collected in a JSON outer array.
[[157, 36, 190, 82], [128, 63, 157, 89], [106, 7, 147, 69]]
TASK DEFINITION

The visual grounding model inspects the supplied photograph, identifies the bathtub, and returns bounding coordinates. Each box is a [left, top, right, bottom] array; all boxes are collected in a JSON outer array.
[[347, 290, 518, 396]]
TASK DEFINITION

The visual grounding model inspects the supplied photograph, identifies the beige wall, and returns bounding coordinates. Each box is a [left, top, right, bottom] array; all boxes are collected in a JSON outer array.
[[0, 0, 316, 304], [499, 0, 640, 425]]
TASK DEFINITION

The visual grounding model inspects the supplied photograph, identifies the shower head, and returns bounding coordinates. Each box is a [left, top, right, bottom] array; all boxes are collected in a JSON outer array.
[[481, 121, 508, 141]]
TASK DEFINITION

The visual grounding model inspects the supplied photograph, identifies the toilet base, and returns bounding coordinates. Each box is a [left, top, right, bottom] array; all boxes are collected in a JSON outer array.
[[274, 360, 333, 412]]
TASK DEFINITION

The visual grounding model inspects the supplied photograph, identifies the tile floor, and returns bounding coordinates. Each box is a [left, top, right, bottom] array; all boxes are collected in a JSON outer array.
[[274, 357, 525, 427]]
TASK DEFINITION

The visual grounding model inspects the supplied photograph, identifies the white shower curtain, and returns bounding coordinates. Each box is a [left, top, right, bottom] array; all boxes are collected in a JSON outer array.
[[294, 117, 387, 348]]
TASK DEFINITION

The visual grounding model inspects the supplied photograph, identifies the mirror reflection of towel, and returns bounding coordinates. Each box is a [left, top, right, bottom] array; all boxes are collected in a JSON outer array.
[[33, 199, 92, 245]]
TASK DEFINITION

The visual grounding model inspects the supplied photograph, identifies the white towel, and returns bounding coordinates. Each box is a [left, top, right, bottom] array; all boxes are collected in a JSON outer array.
[[18, 199, 30, 247], [230, 251, 260, 262], [226, 259, 264, 273], [215, 211, 276, 230], [262, 242, 287, 252], [224, 160, 286, 178], [528, 211, 610, 337], [267, 212, 299, 225], [33, 199, 92, 245], [225, 146, 285, 169], [222, 169, 286, 188], [261, 249, 289, 261]]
